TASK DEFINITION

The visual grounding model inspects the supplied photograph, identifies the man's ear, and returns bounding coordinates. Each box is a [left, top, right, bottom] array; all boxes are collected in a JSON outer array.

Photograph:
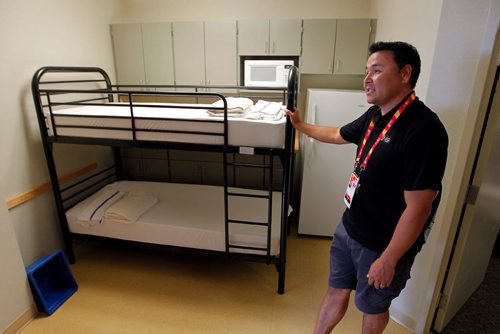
[[400, 64, 412, 85]]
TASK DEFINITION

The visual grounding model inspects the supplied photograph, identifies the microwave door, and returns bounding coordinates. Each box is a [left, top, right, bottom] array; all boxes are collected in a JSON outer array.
[[245, 65, 279, 87], [252, 66, 277, 83]]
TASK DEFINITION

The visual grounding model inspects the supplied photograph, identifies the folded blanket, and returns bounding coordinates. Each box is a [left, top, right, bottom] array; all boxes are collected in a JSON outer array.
[[245, 100, 284, 120], [77, 189, 126, 226], [207, 97, 254, 117], [103, 192, 158, 224]]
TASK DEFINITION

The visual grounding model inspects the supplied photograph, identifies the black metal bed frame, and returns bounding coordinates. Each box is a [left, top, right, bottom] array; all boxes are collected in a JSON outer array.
[[31, 66, 298, 294]]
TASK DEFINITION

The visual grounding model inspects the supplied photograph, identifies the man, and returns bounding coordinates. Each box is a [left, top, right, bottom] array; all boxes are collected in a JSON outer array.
[[286, 41, 448, 334]]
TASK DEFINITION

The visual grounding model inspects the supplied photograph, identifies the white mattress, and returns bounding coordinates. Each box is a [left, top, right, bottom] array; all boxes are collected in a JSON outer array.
[[66, 181, 285, 256], [48, 103, 286, 148]]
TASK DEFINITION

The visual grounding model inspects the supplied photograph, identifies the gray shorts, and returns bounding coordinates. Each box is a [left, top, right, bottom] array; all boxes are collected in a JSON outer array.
[[329, 222, 415, 314]]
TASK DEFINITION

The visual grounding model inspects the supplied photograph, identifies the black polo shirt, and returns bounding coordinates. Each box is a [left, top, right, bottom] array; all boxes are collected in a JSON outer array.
[[339, 93, 448, 256]]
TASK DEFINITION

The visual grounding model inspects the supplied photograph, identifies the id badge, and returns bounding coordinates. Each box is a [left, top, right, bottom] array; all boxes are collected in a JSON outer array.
[[344, 172, 360, 209]]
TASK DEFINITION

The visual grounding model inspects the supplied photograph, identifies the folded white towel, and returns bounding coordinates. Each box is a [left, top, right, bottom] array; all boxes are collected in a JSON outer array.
[[103, 192, 158, 224], [245, 100, 284, 120], [77, 189, 126, 226], [208, 97, 254, 117]]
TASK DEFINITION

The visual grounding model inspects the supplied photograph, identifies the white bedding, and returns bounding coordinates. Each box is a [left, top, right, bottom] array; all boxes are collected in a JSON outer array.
[[48, 102, 286, 148], [66, 181, 284, 256]]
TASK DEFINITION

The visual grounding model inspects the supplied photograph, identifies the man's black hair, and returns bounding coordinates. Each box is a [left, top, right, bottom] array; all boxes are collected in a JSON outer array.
[[368, 41, 421, 88]]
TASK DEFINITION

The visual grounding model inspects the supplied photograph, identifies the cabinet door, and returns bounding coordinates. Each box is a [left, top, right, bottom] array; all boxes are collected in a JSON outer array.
[[204, 20, 237, 86], [173, 21, 205, 85], [110, 24, 145, 85], [237, 19, 269, 55], [301, 19, 337, 74], [334, 19, 371, 75], [269, 19, 302, 55], [141, 22, 175, 85]]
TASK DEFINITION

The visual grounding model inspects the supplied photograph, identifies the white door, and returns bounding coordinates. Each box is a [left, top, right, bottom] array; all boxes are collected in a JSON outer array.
[[204, 20, 237, 87], [301, 19, 337, 74], [269, 19, 302, 56], [141, 22, 175, 86], [432, 66, 500, 331], [237, 19, 269, 55], [173, 21, 205, 86], [299, 89, 368, 236], [334, 19, 371, 75], [110, 23, 145, 85]]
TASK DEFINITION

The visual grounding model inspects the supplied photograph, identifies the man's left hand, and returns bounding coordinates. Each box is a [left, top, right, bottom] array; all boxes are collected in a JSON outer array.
[[367, 257, 396, 289]]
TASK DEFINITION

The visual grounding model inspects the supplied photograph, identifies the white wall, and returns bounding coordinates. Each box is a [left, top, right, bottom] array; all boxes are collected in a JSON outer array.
[[371, 0, 500, 332], [0, 0, 119, 331]]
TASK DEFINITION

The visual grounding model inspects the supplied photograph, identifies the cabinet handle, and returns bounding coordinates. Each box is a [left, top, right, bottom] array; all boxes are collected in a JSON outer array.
[[273, 41, 276, 54], [335, 59, 341, 73], [329, 60, 333, 72], [265, 41, 268, 54]]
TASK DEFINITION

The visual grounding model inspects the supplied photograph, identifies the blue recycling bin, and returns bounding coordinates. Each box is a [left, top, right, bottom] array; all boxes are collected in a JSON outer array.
[[26, 249, 78, 315]]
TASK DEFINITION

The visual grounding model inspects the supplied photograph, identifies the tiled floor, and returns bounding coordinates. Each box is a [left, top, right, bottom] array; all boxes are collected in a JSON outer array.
[[20, 235, 411, 333]]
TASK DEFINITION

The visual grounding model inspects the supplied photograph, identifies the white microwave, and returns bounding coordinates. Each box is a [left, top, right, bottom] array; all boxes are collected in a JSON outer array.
[[243, 59, 295, 87]]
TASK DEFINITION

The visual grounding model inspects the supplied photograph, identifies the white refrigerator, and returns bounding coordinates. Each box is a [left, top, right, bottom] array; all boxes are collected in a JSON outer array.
[[298, 89, 370, 236]]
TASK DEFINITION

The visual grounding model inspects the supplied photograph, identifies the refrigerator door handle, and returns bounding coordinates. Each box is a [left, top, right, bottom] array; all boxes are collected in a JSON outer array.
[[308, 104, 317, 143], [305, 104, 317, 164]]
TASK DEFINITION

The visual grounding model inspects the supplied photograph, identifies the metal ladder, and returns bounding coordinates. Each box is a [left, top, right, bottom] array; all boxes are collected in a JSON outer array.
[[223, 149, 276, 262]]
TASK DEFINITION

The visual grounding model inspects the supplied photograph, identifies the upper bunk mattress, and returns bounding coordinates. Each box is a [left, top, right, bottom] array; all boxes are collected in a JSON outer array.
[[65, 181, 284, 256], [46, 103, 286, 148]]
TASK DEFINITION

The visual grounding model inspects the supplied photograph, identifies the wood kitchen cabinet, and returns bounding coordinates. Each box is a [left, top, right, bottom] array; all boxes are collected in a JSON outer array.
[[301, 18, 372, 75], [237, 19, 302, 56], [111, 23, 174, 86], [334, 19, 372, 75], [111, 18, 374, 88], [300, 19, 337, 74], [204, 20, 238, 87], [142, 22, 175, 85], [172, 21, 205, 86], [110, 23, 145, 85]]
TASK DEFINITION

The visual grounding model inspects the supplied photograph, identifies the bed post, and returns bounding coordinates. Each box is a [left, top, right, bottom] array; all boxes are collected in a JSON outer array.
[[31, 66, 114, 263], [32, 67, 76, 262], [112, 147, 124, 179], [278, 66, 298, 294]]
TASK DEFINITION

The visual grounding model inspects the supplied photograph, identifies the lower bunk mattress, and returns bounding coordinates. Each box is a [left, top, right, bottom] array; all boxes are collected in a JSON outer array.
[[65, 181, 285, 256]]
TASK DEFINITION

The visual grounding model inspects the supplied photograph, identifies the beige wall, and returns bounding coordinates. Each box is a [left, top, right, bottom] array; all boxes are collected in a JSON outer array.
[[113, 0, 371, 22], [369, 0, 442, 102], [0, 1, 118, 264], [0, 0, 119, 331], [0, 182, 33, 333]]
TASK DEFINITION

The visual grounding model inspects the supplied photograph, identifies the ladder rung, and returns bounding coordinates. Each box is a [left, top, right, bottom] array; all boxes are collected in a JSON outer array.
[[229, 244, 267, 252], [227, 192, 269, 199], [227, 162, 271, 169], [228, 219, 268, 227]]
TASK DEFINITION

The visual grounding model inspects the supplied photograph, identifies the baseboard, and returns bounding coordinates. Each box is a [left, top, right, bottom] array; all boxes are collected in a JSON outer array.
[[390, 308, 415, 333], [3, 304, 37, 334]]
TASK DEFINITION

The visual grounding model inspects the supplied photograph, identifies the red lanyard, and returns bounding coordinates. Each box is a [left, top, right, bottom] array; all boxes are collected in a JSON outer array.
[[355, 92, 416, 170]]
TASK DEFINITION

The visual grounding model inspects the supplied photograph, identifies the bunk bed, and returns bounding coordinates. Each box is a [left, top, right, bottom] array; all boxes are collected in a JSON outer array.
[[32, 66, 298, 294]]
